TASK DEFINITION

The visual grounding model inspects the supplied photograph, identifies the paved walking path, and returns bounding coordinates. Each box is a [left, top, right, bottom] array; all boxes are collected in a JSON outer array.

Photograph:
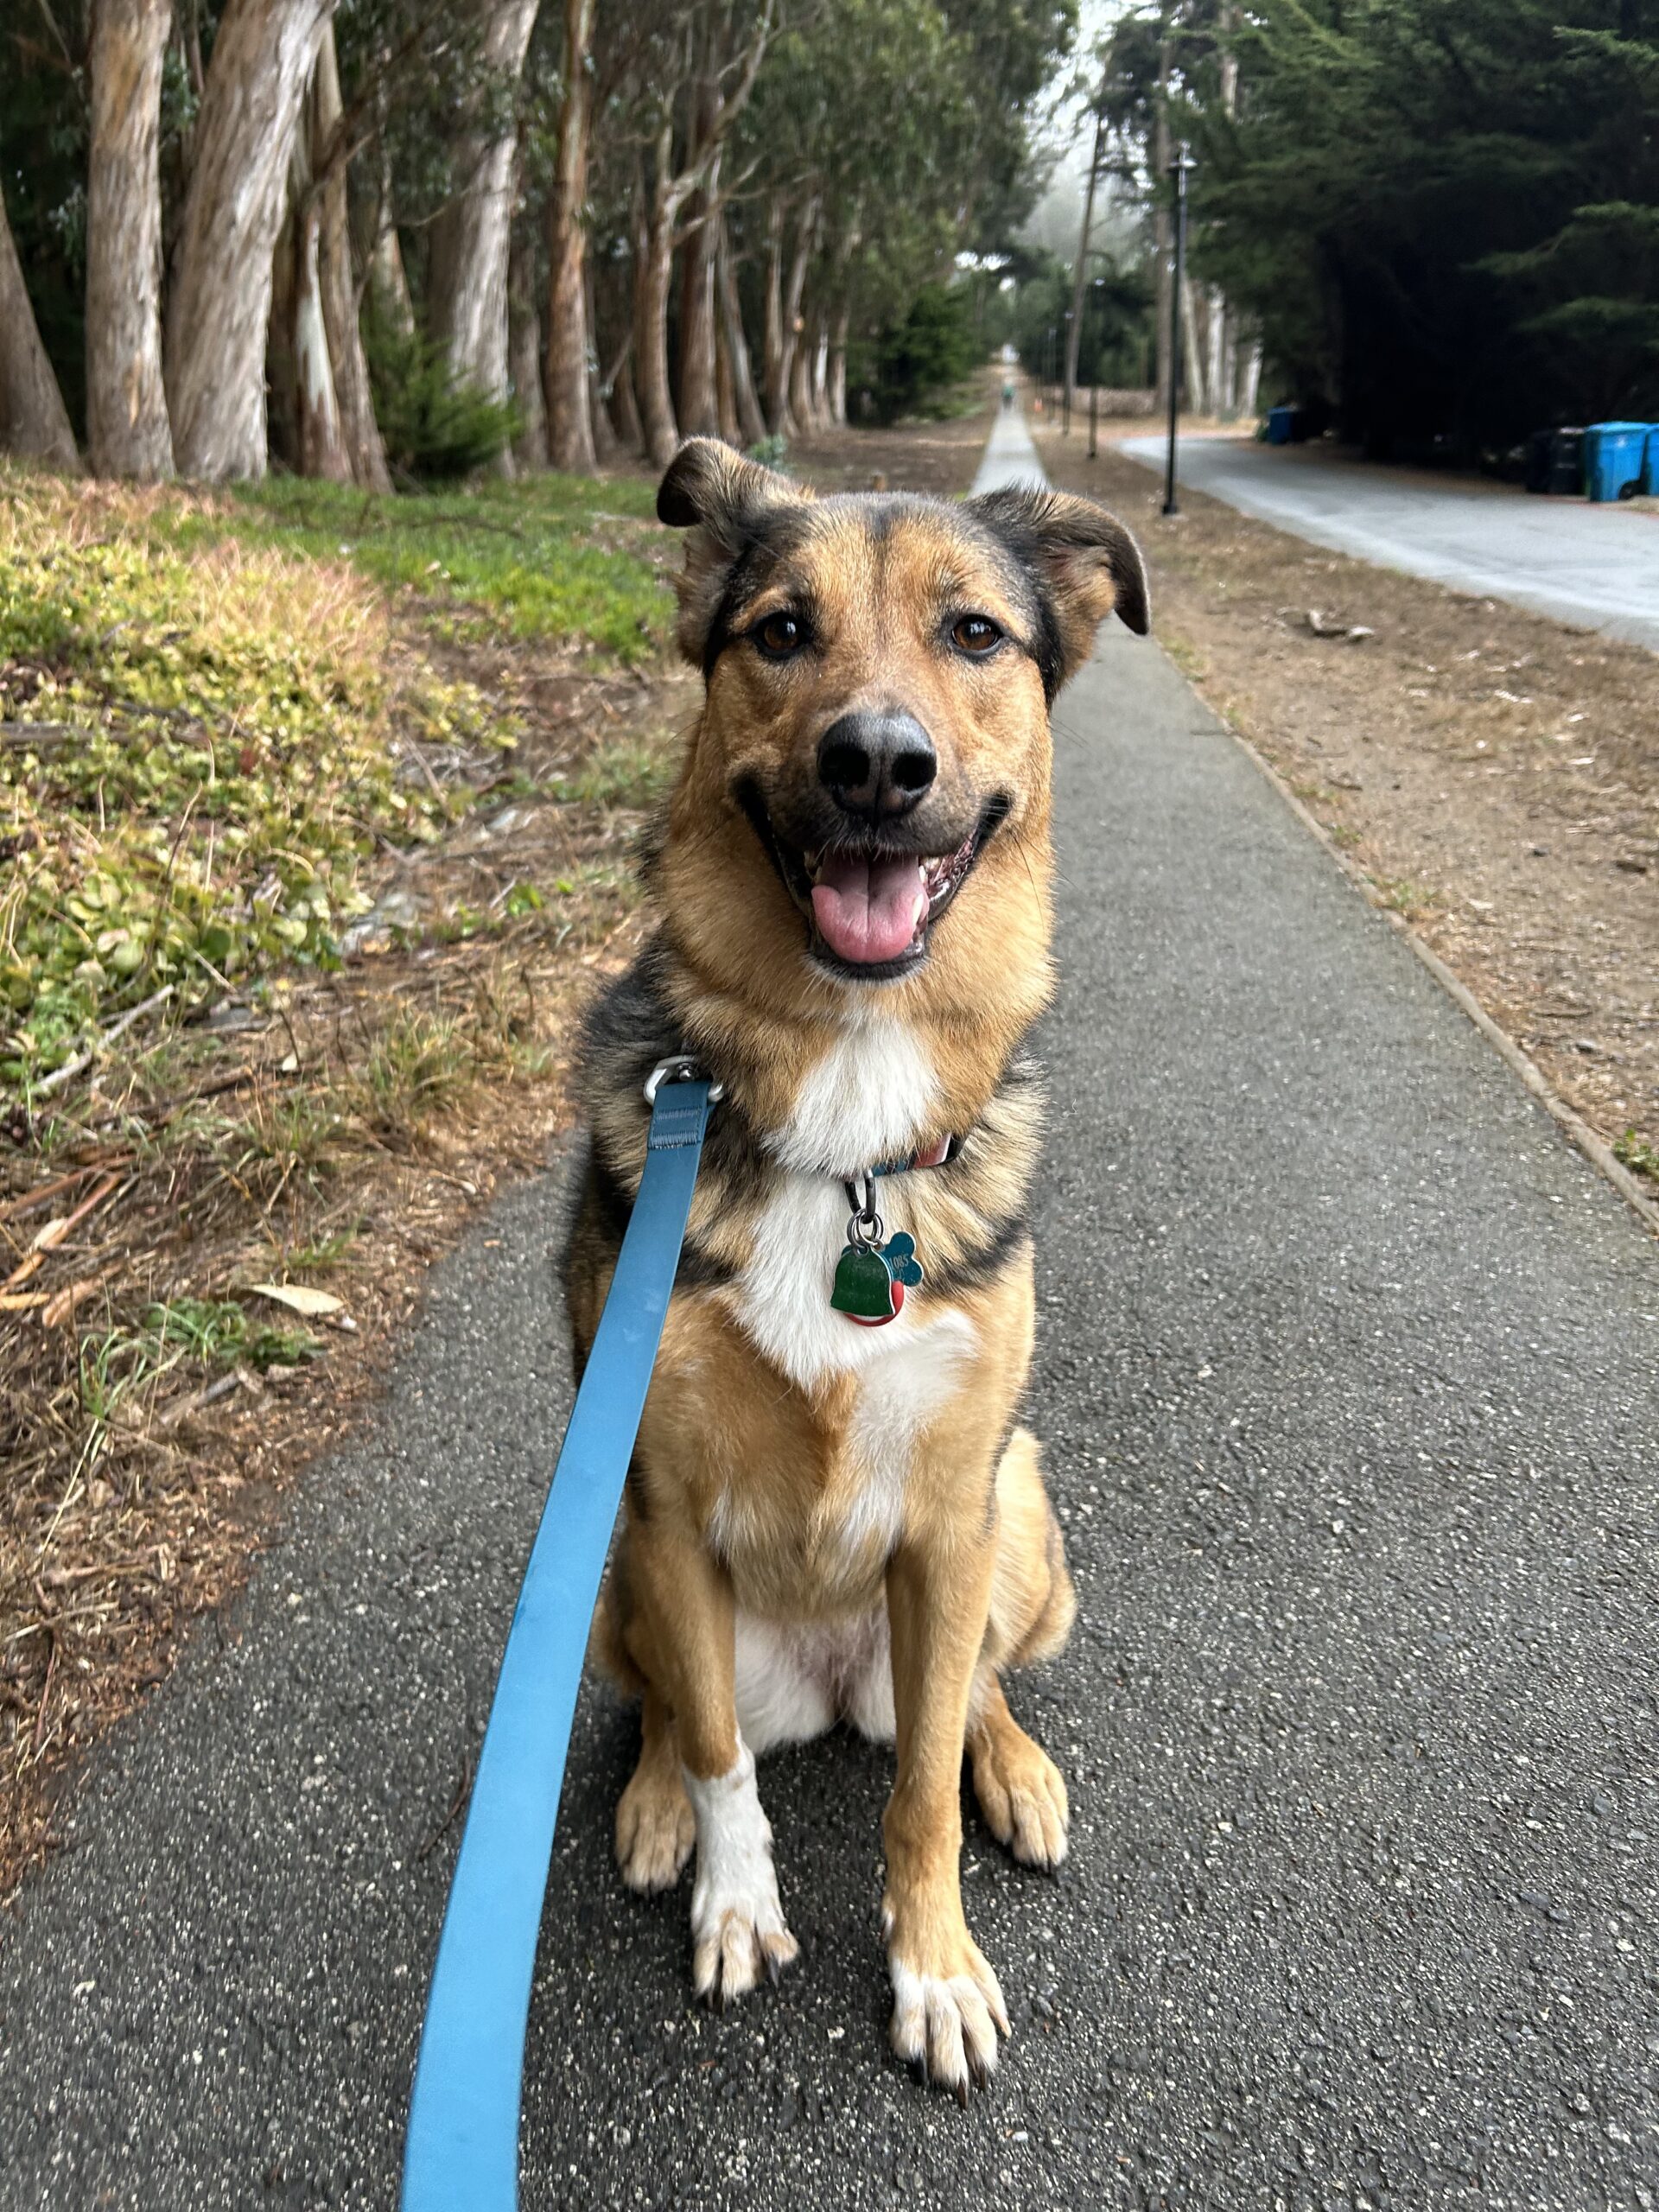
[[3, 412, 1657, 2211], [1121, 430, 1659, 650]]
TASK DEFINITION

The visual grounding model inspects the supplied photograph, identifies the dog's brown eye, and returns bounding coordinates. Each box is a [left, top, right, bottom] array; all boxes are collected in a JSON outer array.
[[753, 611, 805, 659], [952, 614, 1002, 657]]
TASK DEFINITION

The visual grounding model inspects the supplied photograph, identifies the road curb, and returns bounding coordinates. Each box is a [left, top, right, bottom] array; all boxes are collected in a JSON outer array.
[[1209, 701, 1659, 1242]]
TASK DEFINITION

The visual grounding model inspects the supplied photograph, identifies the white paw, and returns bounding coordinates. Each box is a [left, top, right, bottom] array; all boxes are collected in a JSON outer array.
[[684, 1744, 799, 2006], [889, 1948, 1010, 2101]]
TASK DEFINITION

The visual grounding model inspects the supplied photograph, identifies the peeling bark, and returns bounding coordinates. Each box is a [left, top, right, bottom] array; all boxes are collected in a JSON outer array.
[[86, 0, 174, 480], [166, 0, 334, 480], [0, 185, 79, 470], [313, 25, 390, 491], [715, 218, 766, 447], [543, 0, 596, 473], [428, 0, 541, 424], [676, 97, 721, 437], [509, 223, 548, 470]]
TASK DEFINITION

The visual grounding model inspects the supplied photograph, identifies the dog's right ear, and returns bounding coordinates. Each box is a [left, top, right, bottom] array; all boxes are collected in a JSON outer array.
[[657, 437, 808, 669]]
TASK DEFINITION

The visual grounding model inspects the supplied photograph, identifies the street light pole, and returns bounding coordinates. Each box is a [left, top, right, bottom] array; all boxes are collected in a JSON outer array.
[[1163, 141, 1195, 518]]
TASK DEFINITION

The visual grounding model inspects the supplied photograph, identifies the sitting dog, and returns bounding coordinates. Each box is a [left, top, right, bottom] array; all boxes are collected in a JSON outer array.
[[569, 436, 1148, 2097]]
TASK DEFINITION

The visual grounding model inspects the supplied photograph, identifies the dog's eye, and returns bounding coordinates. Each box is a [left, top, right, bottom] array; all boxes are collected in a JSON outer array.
[[753, 611, 806, 660], [951, 614, 1002, 657]]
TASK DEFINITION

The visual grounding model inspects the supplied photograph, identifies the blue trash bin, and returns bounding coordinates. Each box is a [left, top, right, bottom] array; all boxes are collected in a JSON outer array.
[[1583, 421, 1651, 502], [1266, 405, 1295, 446], [1643, 426, 1659, 497]]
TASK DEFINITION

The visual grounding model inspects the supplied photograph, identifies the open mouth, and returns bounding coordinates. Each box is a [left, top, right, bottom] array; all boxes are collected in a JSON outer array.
[[801, 835, 978, 969], [732, 783, 1009, 979]]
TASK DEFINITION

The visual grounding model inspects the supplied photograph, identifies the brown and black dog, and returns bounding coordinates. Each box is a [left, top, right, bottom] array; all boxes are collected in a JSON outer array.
[[568, 435, 1147, 2097]]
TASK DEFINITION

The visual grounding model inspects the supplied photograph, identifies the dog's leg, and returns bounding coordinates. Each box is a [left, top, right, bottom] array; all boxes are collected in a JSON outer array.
[[615, 1688, 695, 1893], [969, 1427, 1073, 1869], [629, 1519, 798, 2005], [882, 1527, 1010, 2099], [967, 1671, 1069, 1870]]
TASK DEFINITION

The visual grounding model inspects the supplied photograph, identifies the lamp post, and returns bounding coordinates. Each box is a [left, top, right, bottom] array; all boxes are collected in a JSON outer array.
[[1162, 141, 1195, 518]]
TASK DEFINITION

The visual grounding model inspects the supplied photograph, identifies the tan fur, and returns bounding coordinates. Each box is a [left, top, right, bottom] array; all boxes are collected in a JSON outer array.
[[569, 438, 1144, 2094]]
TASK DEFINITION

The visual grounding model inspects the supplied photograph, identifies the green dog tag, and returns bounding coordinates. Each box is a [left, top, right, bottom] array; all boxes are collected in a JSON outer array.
[[830, 1243, 896, 1320]]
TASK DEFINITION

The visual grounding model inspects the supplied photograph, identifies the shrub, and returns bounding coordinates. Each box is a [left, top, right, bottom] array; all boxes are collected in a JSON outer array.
[[364, 309, 519, 482]]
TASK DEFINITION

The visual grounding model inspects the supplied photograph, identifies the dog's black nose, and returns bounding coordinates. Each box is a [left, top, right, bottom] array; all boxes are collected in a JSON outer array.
[[817, 710, 937, 822]]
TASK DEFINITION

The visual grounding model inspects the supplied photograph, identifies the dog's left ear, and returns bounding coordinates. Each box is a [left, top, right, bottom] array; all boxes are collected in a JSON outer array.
[[966, 486, 1150, 687], [657, 436, 810, 668]]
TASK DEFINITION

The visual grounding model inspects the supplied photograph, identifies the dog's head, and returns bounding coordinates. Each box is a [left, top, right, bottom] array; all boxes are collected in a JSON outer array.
[[656, 436, 1147, 1004]]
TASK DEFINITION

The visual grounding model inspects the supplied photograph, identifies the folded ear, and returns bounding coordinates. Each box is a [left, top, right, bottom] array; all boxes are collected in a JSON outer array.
[[657, 437, 810, 667], [965, 486, 1150, 689]]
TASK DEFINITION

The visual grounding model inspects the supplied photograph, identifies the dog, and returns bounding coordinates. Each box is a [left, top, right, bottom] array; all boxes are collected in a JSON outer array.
[[568, 435, 1148, 2097]]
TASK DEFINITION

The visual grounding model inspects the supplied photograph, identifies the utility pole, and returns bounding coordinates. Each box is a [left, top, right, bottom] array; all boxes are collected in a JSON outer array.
[[1162, 142, 1194, 518]]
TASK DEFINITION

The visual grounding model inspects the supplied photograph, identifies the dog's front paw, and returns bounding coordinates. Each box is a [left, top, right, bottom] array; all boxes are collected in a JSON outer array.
[[616, 1761, 696, 1894], [685, 1746, 799, 2007], [969, 1718, 1069, 1870], [887, 1931, 1010, 2101]]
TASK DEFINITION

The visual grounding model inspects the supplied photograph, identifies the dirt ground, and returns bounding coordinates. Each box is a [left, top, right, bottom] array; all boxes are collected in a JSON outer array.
[[1036, 421, 1659, 1196]]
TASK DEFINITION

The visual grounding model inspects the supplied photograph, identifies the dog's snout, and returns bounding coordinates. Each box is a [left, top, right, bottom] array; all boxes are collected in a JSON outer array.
[[816, 710, 937, 823]]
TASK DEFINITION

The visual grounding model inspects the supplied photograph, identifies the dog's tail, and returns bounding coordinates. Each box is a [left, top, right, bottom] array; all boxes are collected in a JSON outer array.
[[988, 1427, 1077, 1670]]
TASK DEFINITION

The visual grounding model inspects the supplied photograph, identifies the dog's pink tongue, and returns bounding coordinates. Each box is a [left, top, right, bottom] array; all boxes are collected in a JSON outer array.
[[810, 852, 927, 964]]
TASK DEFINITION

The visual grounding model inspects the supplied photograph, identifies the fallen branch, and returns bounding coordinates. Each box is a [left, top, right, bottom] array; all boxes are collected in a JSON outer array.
[[35, 984, 177, 1098]]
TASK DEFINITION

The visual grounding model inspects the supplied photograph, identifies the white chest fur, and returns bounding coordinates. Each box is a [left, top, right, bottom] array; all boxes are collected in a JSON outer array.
[[765, 1010, 939, 1179]]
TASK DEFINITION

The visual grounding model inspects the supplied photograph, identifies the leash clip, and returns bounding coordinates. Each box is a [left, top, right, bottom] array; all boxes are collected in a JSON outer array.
[[644, 1053, 724, 1107]]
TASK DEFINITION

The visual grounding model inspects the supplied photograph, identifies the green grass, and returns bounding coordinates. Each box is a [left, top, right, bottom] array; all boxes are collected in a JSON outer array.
[[200, 474, 671, 656], [142, 1296, 321, 1371], [1613, 1128, 1658, 1182], [0, 461, 676, 1094]]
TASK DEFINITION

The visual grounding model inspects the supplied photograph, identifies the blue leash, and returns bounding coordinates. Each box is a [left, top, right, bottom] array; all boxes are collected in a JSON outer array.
[[400, 1062, 717, 2212]]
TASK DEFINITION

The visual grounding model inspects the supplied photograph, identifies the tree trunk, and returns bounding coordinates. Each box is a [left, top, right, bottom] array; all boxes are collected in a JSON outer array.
[[509, 222, 547, 470], [610, 347, 644, 453], [1065, 102, 1107, 425], [369, 128, 416, 334], [786, 295, 815, 434], [313, 24, 391, 490], [294, 196, 350, 480], [634, 122, 686, 469], [166, 0, 334, 480], [1238, 338, 1262, 418], [828, 305, 849, 425], [587, 261, 619, 461], [428, 0, 541, 415], [715, 217, 767, 446], [766, 200, 817, 436], [677, 112, 721, 437], [0, 186, 79, 469], [1205, 286, 1228, 419], [1180, 272, 1209, 414], [808, 313, 830, 429], [1153, 13, 1173, 416], [86, 0, 174, 480], [543, 0, 595, 472], [762, 196, 787, 433], [715, 317, 741, 444]]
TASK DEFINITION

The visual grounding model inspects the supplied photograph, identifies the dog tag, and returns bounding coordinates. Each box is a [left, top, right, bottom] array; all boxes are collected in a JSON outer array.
[[831, 1243, 898, 1321], [880, 1231, 924, 1288]]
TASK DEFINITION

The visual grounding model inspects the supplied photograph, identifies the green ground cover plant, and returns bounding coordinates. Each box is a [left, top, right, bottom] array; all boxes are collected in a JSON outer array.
[[207, 474, 667, 653], [0, 467, 673, 1096]]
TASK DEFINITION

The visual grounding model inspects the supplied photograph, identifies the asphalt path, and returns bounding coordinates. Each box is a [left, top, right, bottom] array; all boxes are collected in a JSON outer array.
[[1121, 431, 1659, 651], [3, 417, 1658, 2211]]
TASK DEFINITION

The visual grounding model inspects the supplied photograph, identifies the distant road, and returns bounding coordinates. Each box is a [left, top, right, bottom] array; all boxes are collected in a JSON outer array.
[[1121, 432, 1659, 650]]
